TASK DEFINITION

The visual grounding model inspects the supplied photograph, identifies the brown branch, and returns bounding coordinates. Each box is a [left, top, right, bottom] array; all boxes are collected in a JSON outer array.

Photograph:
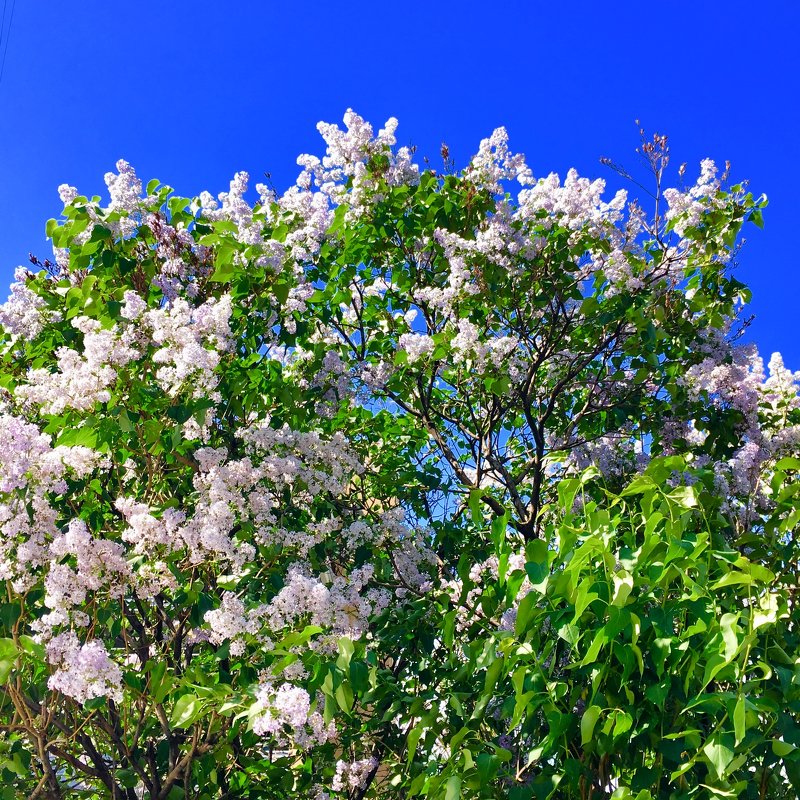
[[156, 731, 218, 800]]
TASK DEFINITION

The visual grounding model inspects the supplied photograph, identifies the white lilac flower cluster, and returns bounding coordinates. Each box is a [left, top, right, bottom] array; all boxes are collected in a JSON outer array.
[[409, 230, 481, 314], [204, 592, 263, 657], [331, 756, 379, 793], [233, 109, 418, 271], [309, 349, 353, 417], [49, 161, 252, 301], [114, 497, 185, 556], [251, 682, 335, 749], [378, 507, 438, 595], [464, 127, 529, 195], [238, 421, 363, 499], [200, 171, 263, 247], [275, 182, 333, 263], [444, 551, 531, 633], [683, 342, 800, 520], [0, 414, 109, 593], [16, 315, 140, 415], [105, 159, 143, 234], [359, 359, 394, 391], [46, 631, 123, 704], [41, 519, 130, 632], [265, 563, 390, 647], [54, 160, 155, 256], [163, 424, 361, 572], [567, 434, 648, 481], [12, 288, 233, 422], [663, 159, 724, 237], [518, 168, 627, 235], [684, 338, 765, 428], [449, 318, 520, 375], [144, 212, 215, 300], [398, 332, 435, 364], [143, 294, 233, 401], [204, 564, 392, 656], [298, 110, 419, 215], [0, 267, 56, 339], [133, 419, 435, 654], [458, 126, 635, 277], [398, 319, 522, 380]]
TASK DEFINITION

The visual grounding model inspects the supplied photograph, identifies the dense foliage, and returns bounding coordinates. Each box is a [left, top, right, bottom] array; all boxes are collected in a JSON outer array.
[[0, 111, 797, 799]]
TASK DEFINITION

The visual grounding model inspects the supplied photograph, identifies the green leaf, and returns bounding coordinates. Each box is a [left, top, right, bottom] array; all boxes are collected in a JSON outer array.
[[621, 476, 655, 496], [581, 705, 602, 745], [733, 695, 745, 746], [335, 681, 353, 713], [350, 661, 370, 693], [274, 281, 290, 305], [0, 754, 27, 778], [0, 639, 17, 660], [209, 261, 235, 283], [171, 694, 202, 728], [711, 572, 753, 590], [558, 622, 581, 647], [515, 592, 537, 636], [720, 613, 739, 660], [667, 485, 697, 509], [336, 637, 355, 670], [0, 659, 14, 683], [407, 720, 427, 766], [581, 629, 607, 665], [150, 662, 171, 704], [468, 489, 484, 526], [703, 734, 734, 778], [18, 636, 44, 660], [490, 513, 508, 547], [525, 539, 549, 590], [117, 769, 138, 789], [611, 570, 634, 607], [55, 426, 98, 448], [445, 774, 462, 800], [772, 740, 797, 757]]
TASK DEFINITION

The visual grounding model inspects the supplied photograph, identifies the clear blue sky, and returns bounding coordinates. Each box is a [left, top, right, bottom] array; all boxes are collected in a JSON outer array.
[[0, 1, 797, 365]]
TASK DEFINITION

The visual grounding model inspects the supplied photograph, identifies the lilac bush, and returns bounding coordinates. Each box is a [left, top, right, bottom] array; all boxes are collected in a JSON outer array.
[[0, 111, 796, 799]]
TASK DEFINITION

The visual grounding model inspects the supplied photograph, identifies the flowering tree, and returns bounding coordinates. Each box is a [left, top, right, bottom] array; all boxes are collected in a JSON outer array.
[[0, 111, 798, 800]]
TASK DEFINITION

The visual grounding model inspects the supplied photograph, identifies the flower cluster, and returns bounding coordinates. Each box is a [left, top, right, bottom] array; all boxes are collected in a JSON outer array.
[[0, 267, 55, 339], [331, 757, 379, 793], [144, 294, 233, 400], [16, 315, 139, 415], [0, 414, 108, 593], [518, 168, 627, 235], [264, 563, 391, 649], [663, 159, 724, 236], [43, 519, 130, 631], [444, 550, 531, 633], [297, 109, 419, 214], [465, 126, 528, 194], [567, 434, 648, 481], [398, 332, 435, 364], [46, 631, 123, 704], [251, 682, 336, 749]]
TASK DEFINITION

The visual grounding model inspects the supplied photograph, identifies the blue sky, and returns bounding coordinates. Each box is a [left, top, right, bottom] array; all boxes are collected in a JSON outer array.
[[0, 1, 797, 365]]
